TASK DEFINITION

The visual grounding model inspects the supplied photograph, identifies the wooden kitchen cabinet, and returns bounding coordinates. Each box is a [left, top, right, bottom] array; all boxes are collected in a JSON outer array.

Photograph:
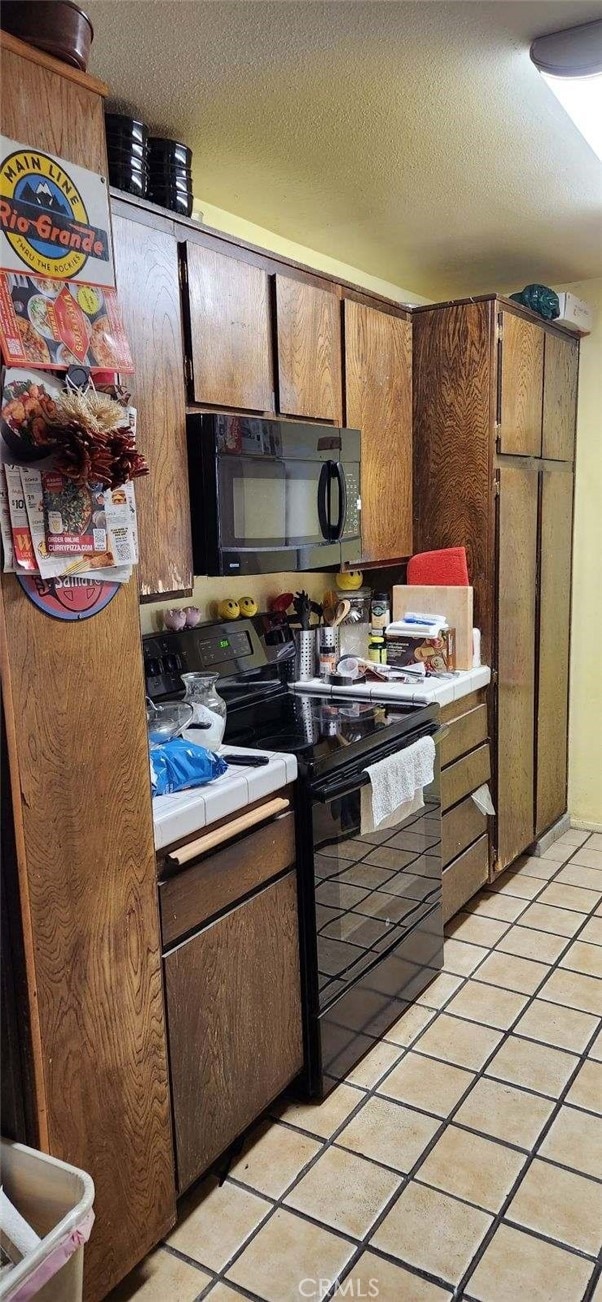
[[498, 311, 544, 456], [164, 869, 303, 1192], [275, 274, 342, 421], [112, 212, 193, 598], [344, 299, 412, 562], [497, 465, 539, 870], [1, 38, 176, 1300], [414, 295, 579, 877], [536, 469, 574, 836], [439, 690, 491, 922], [185, 241, 274, 412], [542, 332, 579, 461]]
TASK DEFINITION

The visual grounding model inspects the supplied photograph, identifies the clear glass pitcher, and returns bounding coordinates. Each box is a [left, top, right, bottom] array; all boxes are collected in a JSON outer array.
[[180, 672, 227, 752]]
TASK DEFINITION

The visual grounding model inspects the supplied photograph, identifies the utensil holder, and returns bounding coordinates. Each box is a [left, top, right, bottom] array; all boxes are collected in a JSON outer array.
[[294, 629, 317, 681]]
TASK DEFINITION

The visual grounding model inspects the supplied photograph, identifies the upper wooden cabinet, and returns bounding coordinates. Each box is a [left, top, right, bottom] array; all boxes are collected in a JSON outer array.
[[113, 213, 193, 598], [498, 311, 544, 456], [542, 332, 579, 461], [275, 275, 342, 422], [345, 300, 412, 563], [185, 242, 274, 412]]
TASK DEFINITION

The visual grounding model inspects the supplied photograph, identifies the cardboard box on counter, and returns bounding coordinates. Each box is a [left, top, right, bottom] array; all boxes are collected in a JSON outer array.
[[392, 585, 473, 669], [386, 628, 456, 672]]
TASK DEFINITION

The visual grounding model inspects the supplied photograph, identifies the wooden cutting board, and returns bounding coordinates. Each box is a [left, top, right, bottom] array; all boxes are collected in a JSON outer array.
[[392, 585, 474, 670]]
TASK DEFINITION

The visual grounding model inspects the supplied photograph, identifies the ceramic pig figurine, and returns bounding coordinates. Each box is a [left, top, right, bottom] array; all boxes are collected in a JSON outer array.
[[184, 606, 201, 628], [163, 608, 187, 631]]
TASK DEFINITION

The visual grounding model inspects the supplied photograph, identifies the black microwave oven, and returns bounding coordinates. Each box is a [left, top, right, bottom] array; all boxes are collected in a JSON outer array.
[[187, 413, 362, 576]]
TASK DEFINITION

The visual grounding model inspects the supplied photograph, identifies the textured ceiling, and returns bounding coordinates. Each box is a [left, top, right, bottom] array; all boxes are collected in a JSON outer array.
[[86, 0, 602, 297]]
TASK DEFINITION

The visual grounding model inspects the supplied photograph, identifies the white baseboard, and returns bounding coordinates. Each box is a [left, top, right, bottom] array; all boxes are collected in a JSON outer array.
[[570, 818, 602, 833]]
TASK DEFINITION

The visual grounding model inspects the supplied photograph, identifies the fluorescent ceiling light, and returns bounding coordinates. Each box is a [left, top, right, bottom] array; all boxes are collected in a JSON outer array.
[[531, 19, 602, 162], [540, 71, 602, 162]]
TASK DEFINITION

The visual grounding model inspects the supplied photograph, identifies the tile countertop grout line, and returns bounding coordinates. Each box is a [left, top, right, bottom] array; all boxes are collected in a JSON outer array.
[[215, 834, 599, 1302], [160, 832, 597, 1302]]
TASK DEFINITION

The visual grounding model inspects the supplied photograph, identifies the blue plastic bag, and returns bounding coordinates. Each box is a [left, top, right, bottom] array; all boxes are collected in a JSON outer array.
[[150, 736, 227, 795]]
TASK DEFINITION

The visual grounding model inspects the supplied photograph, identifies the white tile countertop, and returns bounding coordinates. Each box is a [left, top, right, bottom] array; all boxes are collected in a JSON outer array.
[[152, 741, 297, 851], [291, 665, 491, 708]]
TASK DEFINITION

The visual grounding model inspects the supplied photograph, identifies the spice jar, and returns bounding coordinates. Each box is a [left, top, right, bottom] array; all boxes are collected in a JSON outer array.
[[368, 634, 387, 664], [370, 592, 390, 632]]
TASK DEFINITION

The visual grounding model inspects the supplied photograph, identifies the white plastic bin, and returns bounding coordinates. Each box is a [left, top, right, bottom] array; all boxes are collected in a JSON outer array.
[[0, 1140, 94, 1302]]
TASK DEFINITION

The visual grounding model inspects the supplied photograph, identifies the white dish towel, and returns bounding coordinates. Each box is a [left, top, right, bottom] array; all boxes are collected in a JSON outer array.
[[360, 735, 436, 834]]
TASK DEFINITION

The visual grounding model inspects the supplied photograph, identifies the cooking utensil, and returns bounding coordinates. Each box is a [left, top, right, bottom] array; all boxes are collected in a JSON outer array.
[[270, 592, 294, 614], [329, 599, 351, 629], [293, 590, 312, 630], [146, 699, 194, 744]]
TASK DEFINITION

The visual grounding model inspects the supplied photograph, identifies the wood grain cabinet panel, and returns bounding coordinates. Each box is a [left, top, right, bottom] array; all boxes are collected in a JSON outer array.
[[442, 795, 488, 868], [413, 301, 494, 657], [542, 333, 579, 461], [536, 470, 574, 836], [440, 704, 488, 769], [442, 835, 489, 923], [275, 275, 342, 421], [160, 811, 295, 945], [496, 466, 539, 870], [345, 300, 412, 562], [499, 312, 544, 456], [0, 43, 176, 1301], [112, 214, 192, 598], [441, 744, 491, 813], [164, 871, 303, 1192], [186, 242, 274, 412]]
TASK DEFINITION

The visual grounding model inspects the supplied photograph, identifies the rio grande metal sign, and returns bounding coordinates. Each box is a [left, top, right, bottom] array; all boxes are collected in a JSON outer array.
[[0, 137, 114, 287]]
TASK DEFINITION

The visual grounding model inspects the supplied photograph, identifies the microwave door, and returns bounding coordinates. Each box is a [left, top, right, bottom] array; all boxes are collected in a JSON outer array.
[[217, 455, 342, 572]]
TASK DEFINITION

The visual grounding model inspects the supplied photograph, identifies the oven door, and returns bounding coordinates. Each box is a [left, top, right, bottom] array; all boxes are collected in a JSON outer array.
[[300, 727, 445, 1095], [312, 767, 441, 1013]]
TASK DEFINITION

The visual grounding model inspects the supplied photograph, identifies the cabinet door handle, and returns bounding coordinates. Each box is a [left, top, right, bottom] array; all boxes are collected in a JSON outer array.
[[165, 796, 291, 868]]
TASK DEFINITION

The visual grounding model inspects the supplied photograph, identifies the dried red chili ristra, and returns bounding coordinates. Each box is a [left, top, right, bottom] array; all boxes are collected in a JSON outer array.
[[48, 418, 149, 488]]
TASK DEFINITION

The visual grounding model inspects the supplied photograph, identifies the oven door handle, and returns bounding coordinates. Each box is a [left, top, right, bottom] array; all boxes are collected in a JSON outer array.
[[312, 723, 448, 803]]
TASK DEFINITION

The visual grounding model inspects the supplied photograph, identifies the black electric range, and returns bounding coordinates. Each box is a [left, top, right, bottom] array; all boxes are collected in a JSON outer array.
[[143, 617, 444, 1096]]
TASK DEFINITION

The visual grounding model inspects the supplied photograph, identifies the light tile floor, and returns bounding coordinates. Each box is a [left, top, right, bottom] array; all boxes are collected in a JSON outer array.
[[110, 830, 602, 1302]]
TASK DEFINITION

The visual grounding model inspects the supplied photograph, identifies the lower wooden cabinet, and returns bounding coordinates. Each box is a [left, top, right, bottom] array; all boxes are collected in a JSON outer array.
[[439, 691, 492, 924], [442, 835, 489, 924], [164, 870, 303, 1192]]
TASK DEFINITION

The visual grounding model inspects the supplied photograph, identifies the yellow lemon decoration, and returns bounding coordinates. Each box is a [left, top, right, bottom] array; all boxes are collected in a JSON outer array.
[[239, 596, 258, 617], [336, 570, 363, 591], [217, 598, 240, 620]]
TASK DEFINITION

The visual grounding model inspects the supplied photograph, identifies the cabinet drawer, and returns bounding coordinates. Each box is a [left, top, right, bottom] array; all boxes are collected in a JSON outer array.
[[165, 870, 303, 1191], [442, 795, 488, 868], [160, 809, 295, 946], [442, 835, 489, 924], [441, 744, 490, 812], [441, 704, 488, 768]]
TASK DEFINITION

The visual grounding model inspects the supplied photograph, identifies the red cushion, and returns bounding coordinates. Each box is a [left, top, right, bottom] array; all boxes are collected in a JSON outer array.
[[407, 548, 469, 586]]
